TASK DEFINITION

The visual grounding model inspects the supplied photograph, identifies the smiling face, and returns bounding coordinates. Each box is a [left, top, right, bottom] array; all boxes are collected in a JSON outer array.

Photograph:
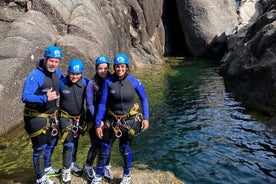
[[45, 58, 60, 72], [97, 63, 109, 79], [68, 72, 82, 83], [114, 64, 127, 79]]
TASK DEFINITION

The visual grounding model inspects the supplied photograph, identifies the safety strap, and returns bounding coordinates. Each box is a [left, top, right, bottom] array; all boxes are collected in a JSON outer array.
[[29, 118, 51, 138], [59, 108, 82, 119], [107, 107, 140, 136], [24, 107, 56, 118], [29, 127, 47, 137], [59, 109, 82, 143], [60, 125, 71, 143], [107, 106, 139, 119], [60, 120, 80, 143], [24, 107, 57, 138]]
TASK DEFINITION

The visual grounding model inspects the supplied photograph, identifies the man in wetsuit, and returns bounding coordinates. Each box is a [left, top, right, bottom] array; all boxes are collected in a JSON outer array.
[[22, 45, 63, 184]]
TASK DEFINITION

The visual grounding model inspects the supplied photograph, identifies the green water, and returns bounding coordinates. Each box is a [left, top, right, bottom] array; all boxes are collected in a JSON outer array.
[[1, 58, 276, 184]]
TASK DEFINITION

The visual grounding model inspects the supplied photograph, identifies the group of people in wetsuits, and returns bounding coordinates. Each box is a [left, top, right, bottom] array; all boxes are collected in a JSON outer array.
[[22, 45, 150, 184]]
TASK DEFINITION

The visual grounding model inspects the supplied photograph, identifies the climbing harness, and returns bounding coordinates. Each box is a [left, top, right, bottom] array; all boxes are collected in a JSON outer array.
[[24, 107, 59, 137], [59, 109, 86, 143], [107, 107, 143, 137]]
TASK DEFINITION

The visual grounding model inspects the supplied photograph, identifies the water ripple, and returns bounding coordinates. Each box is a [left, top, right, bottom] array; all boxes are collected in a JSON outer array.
[[132, 61, 276, 184]]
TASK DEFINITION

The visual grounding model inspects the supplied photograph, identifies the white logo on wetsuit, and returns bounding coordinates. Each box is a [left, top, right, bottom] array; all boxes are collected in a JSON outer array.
[[62, 89, 70, 94]]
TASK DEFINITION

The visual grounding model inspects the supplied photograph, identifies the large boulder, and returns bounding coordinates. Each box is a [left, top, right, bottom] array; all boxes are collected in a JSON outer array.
[[175, 0, 238, 58], [237, 0, 264, 31], [219, 0, 276, 114], [0, 10, 60, 135]]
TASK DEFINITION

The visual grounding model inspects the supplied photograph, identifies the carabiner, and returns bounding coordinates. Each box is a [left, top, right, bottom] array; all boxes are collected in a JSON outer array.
[[72, 125, 79, 138], [115, 128, 122, 138], [51, 125, 58, 136]]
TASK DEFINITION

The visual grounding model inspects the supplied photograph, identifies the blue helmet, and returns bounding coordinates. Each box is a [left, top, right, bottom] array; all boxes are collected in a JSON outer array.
[[44, 45, 62, 59], [95, 55, 110, 66], [68, 59, 84, 73], [114, 53, 129, 65]]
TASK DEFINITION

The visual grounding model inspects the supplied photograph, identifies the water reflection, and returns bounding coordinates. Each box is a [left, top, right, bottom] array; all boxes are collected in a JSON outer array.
[[131, 58, 276, 184], [1, 58, 276, 184]]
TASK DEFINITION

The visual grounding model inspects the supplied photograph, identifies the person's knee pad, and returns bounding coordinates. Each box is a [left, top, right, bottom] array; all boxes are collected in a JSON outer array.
[[63, 142, 74, 168], [119, 144, 132, 158], [95, 142, 111, 175], [119, 144, 132, 174], [99, 142, 111, 160], [33, 144, 47, 176], [44, 136, 58, 168]]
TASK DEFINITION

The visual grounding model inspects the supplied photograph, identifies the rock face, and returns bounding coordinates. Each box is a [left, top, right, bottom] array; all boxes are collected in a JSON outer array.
[[219, 0, 276, 114], [175, 0, 238, 58], [0, 0, 164, 134], [237, 0, 264, 31]]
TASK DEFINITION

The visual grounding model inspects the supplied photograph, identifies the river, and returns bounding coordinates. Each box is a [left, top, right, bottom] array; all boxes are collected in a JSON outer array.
[[1, 58, 276, 184]]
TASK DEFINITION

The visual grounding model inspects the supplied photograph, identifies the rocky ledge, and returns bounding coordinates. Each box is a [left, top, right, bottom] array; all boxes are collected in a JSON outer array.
[[50, 167, 184, 184]]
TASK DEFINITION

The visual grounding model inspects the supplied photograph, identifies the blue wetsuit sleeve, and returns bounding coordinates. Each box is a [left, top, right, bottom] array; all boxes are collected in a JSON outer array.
[[132, 76, 150, 120], [22, 69, 47, 103], [84, 78, 89, 86], [86, 80, 95, 117], [56, 68, 64, 80], [59, 77, 65, 90], [95, 79, 109, 127]]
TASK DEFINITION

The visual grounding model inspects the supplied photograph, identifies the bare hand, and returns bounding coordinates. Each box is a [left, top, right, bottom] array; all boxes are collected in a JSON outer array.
[[133, 103, 139, 110], [96, 122, 104, 139], [46, 87, 59, 101], [96, 127, 103, 139], [141, 119, 149, 131]]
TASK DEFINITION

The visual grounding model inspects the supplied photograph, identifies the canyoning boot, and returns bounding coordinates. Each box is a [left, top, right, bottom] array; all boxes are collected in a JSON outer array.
[[91, 175, 102, 184], [71, 162, 82, 176], [45, 166, 61, 177], [36, 174, 55, 184], [61, 168, 71, 184], [120, 174, 131, 184], [83, 163, 95, 181], [103, 165, 111, 182]]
